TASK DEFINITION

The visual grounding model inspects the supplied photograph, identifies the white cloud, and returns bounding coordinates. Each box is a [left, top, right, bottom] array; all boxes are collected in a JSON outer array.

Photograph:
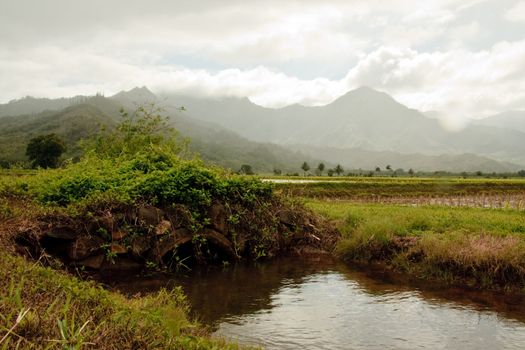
[[0, 0, 524, 120], [505, 1, 525, 22]]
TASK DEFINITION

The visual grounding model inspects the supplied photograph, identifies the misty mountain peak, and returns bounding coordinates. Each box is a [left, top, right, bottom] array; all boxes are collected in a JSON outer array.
[[112, 86, 157, 102], [331, 86, 398, 107]]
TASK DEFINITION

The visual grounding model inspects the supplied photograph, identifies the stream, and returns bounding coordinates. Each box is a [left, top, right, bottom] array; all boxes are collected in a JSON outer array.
[[105, 258, 525, 350]]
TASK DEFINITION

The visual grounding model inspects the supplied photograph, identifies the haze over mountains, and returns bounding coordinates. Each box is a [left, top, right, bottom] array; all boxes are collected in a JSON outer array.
[[1, 86, 524, 173], [474, 111, 525, 134]]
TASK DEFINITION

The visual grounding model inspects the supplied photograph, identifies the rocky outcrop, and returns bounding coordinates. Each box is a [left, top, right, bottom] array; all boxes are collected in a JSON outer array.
[[15, 200, 338, 273]]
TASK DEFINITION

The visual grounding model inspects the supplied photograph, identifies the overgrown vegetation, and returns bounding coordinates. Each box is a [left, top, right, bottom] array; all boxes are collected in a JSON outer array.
[[1, 105, 334, 268], [307, 200, 525, 289], [0, 253, 242, 349]]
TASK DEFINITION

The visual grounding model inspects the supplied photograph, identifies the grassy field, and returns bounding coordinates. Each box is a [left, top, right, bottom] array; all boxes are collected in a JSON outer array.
[[273, 177, 525, 204], [307, 199, 525, 289]]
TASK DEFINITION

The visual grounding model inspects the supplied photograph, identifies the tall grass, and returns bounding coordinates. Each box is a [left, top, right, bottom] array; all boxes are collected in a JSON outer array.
[[307, 200, 525, 288], [0, 253, 242, 349]]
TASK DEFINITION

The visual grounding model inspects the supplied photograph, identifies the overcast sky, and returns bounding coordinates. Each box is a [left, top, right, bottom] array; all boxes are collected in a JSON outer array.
[[1, 0, 525, 118]]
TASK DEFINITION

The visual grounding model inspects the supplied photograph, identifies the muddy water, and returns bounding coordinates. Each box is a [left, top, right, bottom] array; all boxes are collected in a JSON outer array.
[[106, 258, 525, 350]]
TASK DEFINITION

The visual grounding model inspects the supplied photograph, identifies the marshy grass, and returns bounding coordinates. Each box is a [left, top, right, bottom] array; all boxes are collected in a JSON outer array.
[[0, 253, 243, 349], [307, 200, 525, 288]]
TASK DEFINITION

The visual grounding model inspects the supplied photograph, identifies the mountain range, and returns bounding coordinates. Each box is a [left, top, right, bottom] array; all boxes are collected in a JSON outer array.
[[158, 87, 525, 166], [0, 86, 524, 173]]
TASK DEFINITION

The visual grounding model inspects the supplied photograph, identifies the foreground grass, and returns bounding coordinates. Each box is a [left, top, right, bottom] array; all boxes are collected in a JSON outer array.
[[0, 253, 243, 349], [307, 200, 525, 289]]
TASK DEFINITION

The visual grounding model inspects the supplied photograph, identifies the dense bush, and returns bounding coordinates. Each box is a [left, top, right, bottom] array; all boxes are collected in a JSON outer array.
[[15, 105, 273, 211]]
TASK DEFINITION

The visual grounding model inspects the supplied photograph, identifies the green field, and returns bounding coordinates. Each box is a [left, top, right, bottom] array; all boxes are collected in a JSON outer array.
[[307, 199, 525, 288], [272, 176, 525, 200]]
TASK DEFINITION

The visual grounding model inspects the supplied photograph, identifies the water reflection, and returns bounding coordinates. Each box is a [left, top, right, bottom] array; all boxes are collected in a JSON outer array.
[[105, 258, 525, 349]]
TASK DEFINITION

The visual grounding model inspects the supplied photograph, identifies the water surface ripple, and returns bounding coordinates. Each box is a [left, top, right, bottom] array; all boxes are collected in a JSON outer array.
[[107, 258, 525, 350]]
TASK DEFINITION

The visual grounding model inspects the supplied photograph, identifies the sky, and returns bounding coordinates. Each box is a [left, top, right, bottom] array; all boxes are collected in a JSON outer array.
[[1, 0, 525, 119]]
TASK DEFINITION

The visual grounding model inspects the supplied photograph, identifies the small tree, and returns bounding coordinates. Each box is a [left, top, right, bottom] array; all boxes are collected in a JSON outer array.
[[317, 162, 325, 176], [327, 169, 335, 177], [86, 105, 187, 159], [26, 133, 66, 168], [408, 168, 415, 176], [375, 166, 381, 172], [386, 164, 392, 171], [335, 164, 344, 176], [301, 161, 310, 176], [239, 164, 254, 175]]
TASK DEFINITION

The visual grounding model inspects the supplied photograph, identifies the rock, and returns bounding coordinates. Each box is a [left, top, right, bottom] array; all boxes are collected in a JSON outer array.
[[45, 225, 78, 240], [199, 228, 238, 259], [173, 227, 192, 239], [76, 255, 105, 269], [112, 230, 128, 240], [101, 258, 142, 273], [138, 206, 164, 226], [165, 204, 192, 229], [154, 220, 172, 236], [110, 243, 127, 254], [154, 229, 192, 260], [67, 236, 104, 260], [97, 215, 114, 232], [130, 236, 151, 258], [278, 210, 295, 226], [208, 202, 228, 233]]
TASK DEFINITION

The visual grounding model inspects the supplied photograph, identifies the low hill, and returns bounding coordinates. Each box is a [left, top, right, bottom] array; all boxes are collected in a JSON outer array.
[[0, 93, 321, 173]]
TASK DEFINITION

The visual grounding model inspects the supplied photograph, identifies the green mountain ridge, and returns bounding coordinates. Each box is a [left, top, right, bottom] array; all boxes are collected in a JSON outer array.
[[0, 93, 323, 173], [0, 87, 523, 173]]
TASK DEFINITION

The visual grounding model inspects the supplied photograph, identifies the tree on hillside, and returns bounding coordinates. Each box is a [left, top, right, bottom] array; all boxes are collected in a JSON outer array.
[[26, 133, 66, 168], [375, 166, 381, 173], [239, 164, 254, 175], [301, 161, 310, 176], [335, 164, 344, 176], [317, 162, 325, 176], [386, 164, 392, 171], [85, 105, 187, 160]]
